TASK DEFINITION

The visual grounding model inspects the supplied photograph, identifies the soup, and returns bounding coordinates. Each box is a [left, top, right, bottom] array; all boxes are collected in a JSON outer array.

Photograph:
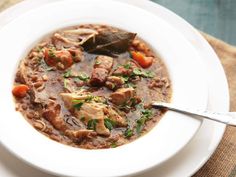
[[12, 24, 171, 149]]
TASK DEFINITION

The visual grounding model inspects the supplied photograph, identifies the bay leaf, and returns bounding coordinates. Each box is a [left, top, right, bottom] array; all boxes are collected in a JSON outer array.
[[81, 31, 136, 56]]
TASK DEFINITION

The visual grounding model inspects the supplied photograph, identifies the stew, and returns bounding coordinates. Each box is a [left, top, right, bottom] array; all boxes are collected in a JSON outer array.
[[13, 24, 171, 149]]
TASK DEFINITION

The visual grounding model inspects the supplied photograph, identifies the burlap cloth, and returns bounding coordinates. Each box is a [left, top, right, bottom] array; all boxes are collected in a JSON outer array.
[[1, 1, 236, 177]]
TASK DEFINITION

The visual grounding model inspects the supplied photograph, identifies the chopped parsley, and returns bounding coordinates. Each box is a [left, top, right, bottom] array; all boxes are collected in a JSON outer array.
[[132, 68, 154, 78], [73, 102, 84, 110], [71, 96, 103, 111], [95, 60, 101, 65], [136, 109, 153, 134], [110, 142, 117, 148], [104, 118, 116, 130], [63, 79, 70, 89], [63, 70, 89, 81], [123, 63, 131, 69], [121, 76, 129, 83], [48, 49, 56, 59], [124, 128, 133, 138], [77, 73, 90, 81], [80, 117, 85, 121], [35, 46, 43, 52], [87, 119, 98, 130], [63, 70, 72, 78]]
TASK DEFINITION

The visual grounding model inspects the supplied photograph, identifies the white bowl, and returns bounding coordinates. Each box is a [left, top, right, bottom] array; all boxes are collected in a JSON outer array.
[[0, 0, 208, 176]]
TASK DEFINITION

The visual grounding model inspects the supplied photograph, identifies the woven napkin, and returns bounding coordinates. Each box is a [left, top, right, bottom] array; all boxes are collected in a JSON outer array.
[[193, 33, 236, 177], [1, 1, 236, 177]]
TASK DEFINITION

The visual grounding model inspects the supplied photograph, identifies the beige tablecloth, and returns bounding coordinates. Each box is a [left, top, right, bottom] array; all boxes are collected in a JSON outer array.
[[1, 1, 236, 177]]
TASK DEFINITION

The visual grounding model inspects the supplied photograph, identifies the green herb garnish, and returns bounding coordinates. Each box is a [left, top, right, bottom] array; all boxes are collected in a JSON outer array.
[[126, 82, 136, 88], [95, 60, 102, 65], [35, 46, 43, 52], [133, 68, 154, 78], [80, 117, 85, 121], [111, 142, 117, 148], [136, 109, 153, 134], [123, 63, 131, 69], [73, 102, 84, 110], [77, 73, 90, 81], [124, 128, 133, 138], [48, 49, 56, 58], [87, 119, 98, 130], [63, 70, 72, 78], [121, 76, 129, 83], [104, 118, 116, 130], [63, 79, 69, 89]]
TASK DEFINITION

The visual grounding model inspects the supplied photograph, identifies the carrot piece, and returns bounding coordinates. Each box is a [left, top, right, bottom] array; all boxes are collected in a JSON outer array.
[[44, 48, 58, 66], [12, 84, 30, 98], [44, 49, 73, 69], [131, 51, 153, 68]]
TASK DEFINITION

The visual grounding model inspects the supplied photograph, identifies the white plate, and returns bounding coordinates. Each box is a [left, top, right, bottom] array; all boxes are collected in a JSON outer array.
[[0, 0, 229, 177], [0, 0, 208, 176]]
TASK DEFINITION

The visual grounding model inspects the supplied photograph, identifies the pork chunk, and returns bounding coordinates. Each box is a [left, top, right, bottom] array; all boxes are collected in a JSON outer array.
[[60, 91, 90, 109], [104, 107, 127, 126], [110, 88, 135, 105], [77, 102, 110, 136], [65, 129, 97, 140], [90, 68, 109, 86], [94, 55, 113, 72], [42, 103, 68, 131], [105, 76, 124, 90]]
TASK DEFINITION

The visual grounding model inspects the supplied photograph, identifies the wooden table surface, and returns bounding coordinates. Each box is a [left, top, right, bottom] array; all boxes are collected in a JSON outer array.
[[152, 0, 236, 45]]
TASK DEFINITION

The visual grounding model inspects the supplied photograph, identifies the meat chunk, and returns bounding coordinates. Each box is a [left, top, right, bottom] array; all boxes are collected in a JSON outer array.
[[94, 55, 113, 71], [60, 91, 90, 109], [42, 104, 67, 131], [89, 55, 114, 87], [90, 68, 109, 86], [65, 129, 97, 140], [105, 76, 124, 90], [103, 107, 127, 126], [15, 61, 28, 84], [68, 47, 83, 62], [77, 102, 106, 121], [110, 88, 135, 105], [77, 102, 110, 136], [61, 91, 128, 136], [113, 61, 138, 76]]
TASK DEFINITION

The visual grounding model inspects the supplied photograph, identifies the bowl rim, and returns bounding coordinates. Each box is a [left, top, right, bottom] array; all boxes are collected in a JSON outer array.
[[0, 0, 208, 176]]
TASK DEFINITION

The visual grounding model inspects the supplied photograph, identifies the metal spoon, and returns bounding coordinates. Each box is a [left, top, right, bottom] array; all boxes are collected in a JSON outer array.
[[152, 102, 236, 126]]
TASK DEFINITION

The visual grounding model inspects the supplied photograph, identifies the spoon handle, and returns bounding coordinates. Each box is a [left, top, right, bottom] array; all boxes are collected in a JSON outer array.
[[152, 102, 236, 127]]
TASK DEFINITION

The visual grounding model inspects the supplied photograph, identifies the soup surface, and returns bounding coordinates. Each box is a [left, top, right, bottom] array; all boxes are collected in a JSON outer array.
[[12, 24, 171, 149]]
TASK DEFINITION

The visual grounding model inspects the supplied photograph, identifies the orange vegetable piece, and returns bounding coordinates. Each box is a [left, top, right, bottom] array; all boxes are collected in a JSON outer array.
[[44, 49, 73, 70], [56, 50, 73, 69], [12, 84, 30, 98], [131, 51, 153, 68]]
